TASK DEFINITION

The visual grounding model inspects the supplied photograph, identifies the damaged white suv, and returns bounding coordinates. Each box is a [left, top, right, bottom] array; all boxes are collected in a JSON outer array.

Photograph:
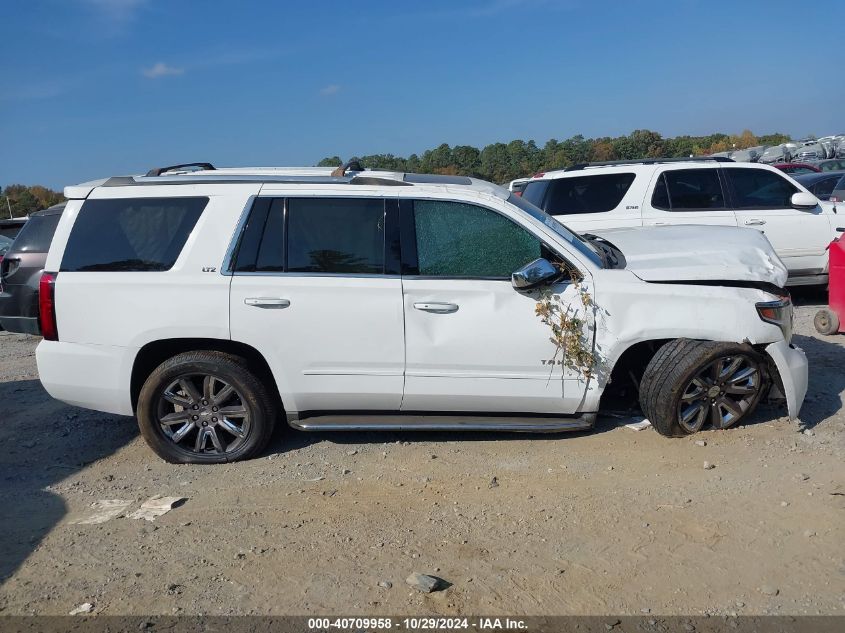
[[36, 163, 808, 463]]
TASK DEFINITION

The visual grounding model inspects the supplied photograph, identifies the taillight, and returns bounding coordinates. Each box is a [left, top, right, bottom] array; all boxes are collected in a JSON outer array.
[[514, 191, 523, 197], [39, 272, 58, 341]]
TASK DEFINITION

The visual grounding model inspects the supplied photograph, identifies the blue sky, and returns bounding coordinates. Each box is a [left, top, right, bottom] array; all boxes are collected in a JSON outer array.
[[1, 0, 842, 190]]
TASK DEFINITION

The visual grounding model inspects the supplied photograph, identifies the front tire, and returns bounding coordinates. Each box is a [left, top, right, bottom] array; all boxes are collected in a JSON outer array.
[[640, 339, 766, 437], [137, 351, 277, 464]]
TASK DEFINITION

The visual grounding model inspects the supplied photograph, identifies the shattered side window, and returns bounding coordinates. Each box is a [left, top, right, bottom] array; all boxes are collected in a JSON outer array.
[[413, 200, 541, 278]]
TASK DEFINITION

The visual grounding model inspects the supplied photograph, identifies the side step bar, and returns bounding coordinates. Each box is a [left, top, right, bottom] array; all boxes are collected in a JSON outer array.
[[287, 412, 596, 433]]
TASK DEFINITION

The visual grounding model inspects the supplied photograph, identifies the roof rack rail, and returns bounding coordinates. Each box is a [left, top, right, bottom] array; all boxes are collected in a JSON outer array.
[[564, 156, 734, 171], [330, 159, 364, 178], [145, 162, 216, 177]]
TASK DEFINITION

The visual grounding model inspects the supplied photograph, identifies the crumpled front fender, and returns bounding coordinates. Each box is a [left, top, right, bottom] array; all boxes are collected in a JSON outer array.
[[765, 340, 809, 420]]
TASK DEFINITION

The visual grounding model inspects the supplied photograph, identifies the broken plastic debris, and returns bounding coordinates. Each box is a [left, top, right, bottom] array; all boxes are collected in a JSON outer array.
[[69, 602, 94, 615], [71, 499, 132, 525], [625, 419, 652, 431], [127, 495, 186, 521]]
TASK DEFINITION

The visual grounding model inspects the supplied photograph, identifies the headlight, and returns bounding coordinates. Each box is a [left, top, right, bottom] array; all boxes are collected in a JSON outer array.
[[756, 296, 793, 343]]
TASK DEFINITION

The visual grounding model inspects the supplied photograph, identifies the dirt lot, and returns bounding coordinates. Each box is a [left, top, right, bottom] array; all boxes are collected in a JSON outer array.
[[1, 295, 843, 617]]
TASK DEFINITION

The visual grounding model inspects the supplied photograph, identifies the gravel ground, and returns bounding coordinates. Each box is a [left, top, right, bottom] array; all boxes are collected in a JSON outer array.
[[1, 295, 843, 616]]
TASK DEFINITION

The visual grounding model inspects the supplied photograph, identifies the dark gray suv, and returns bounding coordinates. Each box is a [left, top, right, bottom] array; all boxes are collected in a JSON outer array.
[[0, 203, 64, 334]]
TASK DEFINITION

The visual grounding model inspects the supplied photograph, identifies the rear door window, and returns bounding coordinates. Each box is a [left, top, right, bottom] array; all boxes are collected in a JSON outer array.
[[254, 199, 285, 272], [60, 197, 207, 272], [542, 173, 636, 214], [286, 198, 385, 274], [652, 169, 726, 210], [725, 168, 798, 209]]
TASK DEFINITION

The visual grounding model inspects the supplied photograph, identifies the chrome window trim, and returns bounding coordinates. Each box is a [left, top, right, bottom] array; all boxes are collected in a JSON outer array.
[[230, 271, 399, 279]]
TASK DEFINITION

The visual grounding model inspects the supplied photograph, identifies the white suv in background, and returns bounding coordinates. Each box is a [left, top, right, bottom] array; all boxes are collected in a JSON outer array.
[[522, 158, 839, 285], [36, 162, 807, 463]]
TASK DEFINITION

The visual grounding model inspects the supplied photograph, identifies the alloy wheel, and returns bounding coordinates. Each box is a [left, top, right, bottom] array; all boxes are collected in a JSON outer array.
[[676, 355, 761, 433], [156, 374, 251, 454]]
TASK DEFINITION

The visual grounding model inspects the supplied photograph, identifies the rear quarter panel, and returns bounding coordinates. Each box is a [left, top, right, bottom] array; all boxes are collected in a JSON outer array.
[[45, 185, 259, 348]]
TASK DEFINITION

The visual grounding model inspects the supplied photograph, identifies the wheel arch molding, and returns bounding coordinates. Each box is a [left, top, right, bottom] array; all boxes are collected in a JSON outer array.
[[130, 338, 282, 414]]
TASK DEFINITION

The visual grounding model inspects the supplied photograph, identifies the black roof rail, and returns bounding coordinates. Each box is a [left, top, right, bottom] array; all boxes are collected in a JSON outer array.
[[145, 162, 216, 177], [330, 159, 364, 177], [564, 156, 735, 171], [100, 174, 407, 187], [403, 173, 473, 185], [349, 175, 411, 187]]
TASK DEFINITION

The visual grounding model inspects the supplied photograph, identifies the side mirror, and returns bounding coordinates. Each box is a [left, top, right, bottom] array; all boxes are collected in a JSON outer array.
[[791, 191, 818, 211], [512, 258, 559, 290]]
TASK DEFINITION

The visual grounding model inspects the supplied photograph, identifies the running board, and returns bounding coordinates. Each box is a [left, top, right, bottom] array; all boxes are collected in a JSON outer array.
[[287, 412, 596, 433]]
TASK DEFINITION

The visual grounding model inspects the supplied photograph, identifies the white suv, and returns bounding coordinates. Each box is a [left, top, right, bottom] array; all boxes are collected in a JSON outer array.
[[36, 162, 808, 463], [522, 158, 839, 285]]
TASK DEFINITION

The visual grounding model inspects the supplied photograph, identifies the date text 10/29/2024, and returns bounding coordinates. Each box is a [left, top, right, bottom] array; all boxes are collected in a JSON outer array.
[[307, 617, 528, 631]]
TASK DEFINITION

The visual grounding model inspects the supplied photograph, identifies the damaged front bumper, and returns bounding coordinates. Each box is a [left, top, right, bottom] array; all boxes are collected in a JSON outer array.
[[765, 340, 808, 420]]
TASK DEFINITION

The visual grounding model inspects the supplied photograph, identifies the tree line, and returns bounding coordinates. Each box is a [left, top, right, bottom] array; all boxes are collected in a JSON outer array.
[[318, 129, 791, 184], [0, 184, 64, 219], [1, 129, 793, 217]]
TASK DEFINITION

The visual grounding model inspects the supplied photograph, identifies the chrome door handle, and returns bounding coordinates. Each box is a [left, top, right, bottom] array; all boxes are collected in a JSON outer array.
[[413, 302, 458, 314], [244, 297, 290, 309], [744, 219, 766, 226]]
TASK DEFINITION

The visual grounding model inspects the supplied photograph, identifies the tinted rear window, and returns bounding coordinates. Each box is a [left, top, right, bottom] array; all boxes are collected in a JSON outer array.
[[10, 213, 61, 253], [255, 199, 285, 272], [541, 173, 636, 214], [286, 198, 385, 274], [60, 197, 207, 272], [653, 169, 725, 210], [521, 181, 550, 207]]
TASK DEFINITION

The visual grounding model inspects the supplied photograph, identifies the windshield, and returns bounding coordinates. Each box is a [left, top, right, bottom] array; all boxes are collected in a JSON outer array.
[[507, 193, 604, 268]]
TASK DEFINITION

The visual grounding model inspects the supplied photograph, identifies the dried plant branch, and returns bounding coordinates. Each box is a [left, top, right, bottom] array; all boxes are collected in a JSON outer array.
[[534, 264, 597, 380]]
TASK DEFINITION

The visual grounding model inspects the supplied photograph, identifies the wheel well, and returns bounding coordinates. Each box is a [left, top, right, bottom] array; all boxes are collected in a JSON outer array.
[[599, 339, 671, 411], [130, 338, 282, 413], [599, 338, 779, 412]]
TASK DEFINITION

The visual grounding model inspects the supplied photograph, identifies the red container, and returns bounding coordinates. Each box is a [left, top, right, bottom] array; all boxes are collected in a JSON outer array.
[[815, 236, 845, 334]]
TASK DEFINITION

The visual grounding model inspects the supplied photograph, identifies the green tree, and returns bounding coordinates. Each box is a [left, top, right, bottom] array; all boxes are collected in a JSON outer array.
[[0, 184, 64, 218], [316, 128, 795, 184], [452, 145, 481, 176]]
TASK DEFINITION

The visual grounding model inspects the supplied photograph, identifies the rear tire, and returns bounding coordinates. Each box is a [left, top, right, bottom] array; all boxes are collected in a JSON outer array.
[[137, 351, 277, 464], [640, 339, 766, 437], [814, 308, 839, 335]]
